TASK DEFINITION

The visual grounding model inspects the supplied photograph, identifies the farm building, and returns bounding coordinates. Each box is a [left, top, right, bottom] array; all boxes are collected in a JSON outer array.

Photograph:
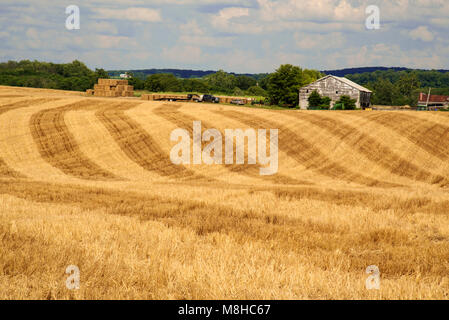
[[418, 92, 449, 109], [299, 75, 372, 110]]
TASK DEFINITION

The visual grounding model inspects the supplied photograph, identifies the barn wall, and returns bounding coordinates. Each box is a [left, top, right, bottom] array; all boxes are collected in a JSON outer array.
[[299, 77, 362, 110]]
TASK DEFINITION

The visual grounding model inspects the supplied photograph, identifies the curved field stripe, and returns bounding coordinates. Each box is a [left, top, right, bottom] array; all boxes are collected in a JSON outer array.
[[30, 100, 120, 181], [65, 108, 164, 182], [0, 95, 26, 99], [217, 110, 399, 188], [0, 98, 54, 178], [286, 112, 449, 187], [95, 102, 210, 181], [361, 112, 449, 162], [153, 104, 307, 186]]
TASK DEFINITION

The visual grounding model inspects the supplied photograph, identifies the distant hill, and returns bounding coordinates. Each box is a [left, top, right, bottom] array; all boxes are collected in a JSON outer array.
[[323, 67, 449, 77], [108, 68, 268, 80], [109, 67, 449, 80]]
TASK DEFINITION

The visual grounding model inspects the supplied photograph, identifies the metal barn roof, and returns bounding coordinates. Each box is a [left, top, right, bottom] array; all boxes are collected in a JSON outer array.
[[303, 75, 373, 93]]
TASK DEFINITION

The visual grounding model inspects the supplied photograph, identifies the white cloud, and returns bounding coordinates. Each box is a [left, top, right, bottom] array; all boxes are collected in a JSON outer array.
[[212, 7, 248, 28], [211, 7, 262, 34], [294, 32, 346, 50], [326, 43, 444, 70], [87, 21, 119, 35], [180, 20, 204, 36], [177, 20, 234, 47], [217, 7, 249, 21], [162, 45, 202, 64], [408, 26, 435, 42], [2, 0, 449, 71], [257, 0, 364, 23], [94, 7, 162, 22]]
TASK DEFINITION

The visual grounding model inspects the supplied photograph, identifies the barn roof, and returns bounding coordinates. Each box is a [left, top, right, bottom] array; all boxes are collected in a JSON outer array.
[[303, 75, 373, 93], [418, 93, 449, 103]]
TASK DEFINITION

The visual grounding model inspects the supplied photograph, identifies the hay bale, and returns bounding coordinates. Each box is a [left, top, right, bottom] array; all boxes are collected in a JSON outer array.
[[116, 85, 133, 92], [105, 91, 120, 97], [98, 79, 112, 86], [94, 84, 111, 91], [98, 79, 128, 86]]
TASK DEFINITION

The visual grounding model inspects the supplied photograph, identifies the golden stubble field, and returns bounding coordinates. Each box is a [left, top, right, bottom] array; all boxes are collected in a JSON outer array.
[[0, 85, 448, 300]]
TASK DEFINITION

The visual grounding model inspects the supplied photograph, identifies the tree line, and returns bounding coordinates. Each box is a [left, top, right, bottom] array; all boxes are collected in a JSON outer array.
[[128, 65, 323, 108], [3, 60, 448, 108], [130, 71, 268, 98], [0, 60, 323, 108], [346, 69, 449, 106], [0, 60, 108, 92]]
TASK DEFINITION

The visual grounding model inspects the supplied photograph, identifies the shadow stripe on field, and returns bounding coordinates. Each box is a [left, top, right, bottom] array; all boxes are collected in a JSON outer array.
[[29, 100, 120, 181], [355, 112, 449, 163], [96, 102, 212, 182], [0, 98, 59, 178], [153, 104, 310, 186], [216, 110, 400, 188], [286, 112, 449, 187]]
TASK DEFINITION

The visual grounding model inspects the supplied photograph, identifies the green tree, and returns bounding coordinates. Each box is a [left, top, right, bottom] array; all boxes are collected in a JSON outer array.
[[235, 75, 257, 90], [182, 78, 209, 93], [320, 96, 332, 110], [128, 75, 145, 90], [302, 69, 324, 87], [267, 64, 304, 107], [233, 87, 244, 96], [246, 85, 267, 97], [308, 90, 322, 108], [307, 90, 331, 109], [258, 75, 270, 90], [397, 73, 420, 106], [145, 74, 183, 92], [94, 68, 109, 79], [371, 78, 396, 105], [204, 70, 237, 94], [397, 73, 420, 96], [335, 95, 357, 110]]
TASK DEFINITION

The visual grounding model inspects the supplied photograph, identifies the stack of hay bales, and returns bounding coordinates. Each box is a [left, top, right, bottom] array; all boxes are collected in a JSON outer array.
[[87, 79, 134, 97]]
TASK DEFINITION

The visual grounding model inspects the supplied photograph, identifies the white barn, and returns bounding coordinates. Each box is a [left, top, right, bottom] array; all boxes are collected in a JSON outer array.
[[299, 75, 372, 110]]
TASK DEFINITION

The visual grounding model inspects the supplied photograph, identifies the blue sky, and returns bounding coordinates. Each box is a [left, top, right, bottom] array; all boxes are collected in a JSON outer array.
[[1, 0, 448, 73]]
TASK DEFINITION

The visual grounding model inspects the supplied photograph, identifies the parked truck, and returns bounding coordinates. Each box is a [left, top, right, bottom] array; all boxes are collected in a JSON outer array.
[[197, 94, 219, 103]]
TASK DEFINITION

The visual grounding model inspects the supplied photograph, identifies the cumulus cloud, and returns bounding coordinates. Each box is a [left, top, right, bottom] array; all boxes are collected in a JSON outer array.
[[211, 7, 263, 34], [177, 20, 234, 47], [408, 26, 435, 42], [212, 7, 249, 29], [162, 45, 202, 64], [294, 32, 346, 50], [94, 7, 162, 22], [1, 0, 449, 72]]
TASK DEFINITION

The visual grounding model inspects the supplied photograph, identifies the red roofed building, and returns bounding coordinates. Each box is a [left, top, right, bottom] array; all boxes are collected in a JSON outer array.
[[418, 92, 449, 108]]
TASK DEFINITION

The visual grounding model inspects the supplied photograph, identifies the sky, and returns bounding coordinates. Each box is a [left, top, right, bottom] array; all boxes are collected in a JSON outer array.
[[1, 0, 449, 73]]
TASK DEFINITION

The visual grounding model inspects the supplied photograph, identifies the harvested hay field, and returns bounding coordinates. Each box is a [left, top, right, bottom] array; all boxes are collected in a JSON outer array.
[[0, 86, 448, 300]]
